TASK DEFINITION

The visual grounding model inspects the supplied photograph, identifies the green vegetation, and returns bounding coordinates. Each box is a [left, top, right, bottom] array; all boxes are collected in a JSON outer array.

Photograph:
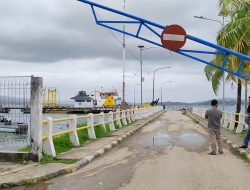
[[53, 134, 74, 154], [40, 118, 132, 164], [18, 146, 31, 152], [52, 122, 112, 154]]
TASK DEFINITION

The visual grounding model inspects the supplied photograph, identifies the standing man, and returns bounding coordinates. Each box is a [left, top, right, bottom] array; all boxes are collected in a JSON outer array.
[[205, 99, 223, 155], [239, 96, 250, 149]]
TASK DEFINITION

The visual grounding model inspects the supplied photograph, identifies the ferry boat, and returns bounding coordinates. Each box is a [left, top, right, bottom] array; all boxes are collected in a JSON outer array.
[[71, 90, 122, 109]]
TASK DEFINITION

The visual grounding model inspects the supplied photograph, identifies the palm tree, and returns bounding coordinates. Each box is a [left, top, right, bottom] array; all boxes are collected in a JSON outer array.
[[204, 0, 250, 126]]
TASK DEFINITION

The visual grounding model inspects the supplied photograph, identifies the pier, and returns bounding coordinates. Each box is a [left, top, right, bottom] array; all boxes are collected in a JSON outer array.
[[0, 0, 250, 189]]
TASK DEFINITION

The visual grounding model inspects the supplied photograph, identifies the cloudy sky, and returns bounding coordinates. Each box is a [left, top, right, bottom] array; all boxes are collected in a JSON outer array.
[[0, 0, 245, 104]]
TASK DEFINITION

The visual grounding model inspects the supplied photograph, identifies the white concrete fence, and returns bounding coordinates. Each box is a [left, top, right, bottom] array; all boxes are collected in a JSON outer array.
[[192, 107, 248, 134], [42, 106, 163, 157]]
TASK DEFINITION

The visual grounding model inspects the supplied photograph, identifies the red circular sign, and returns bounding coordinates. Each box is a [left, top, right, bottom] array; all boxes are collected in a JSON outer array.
[[161, 25, 187, 51]]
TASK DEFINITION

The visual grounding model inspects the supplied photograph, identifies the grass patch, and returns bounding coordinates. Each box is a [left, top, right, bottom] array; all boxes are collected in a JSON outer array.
[[18, 146, 31, 152], [40, 154, 78, 164], [53, 134, 74, 154], [114, 120, 124, 129], [52, 122, 110, 154], [77, 123, 90, 145], [95, 125, 108, 138]]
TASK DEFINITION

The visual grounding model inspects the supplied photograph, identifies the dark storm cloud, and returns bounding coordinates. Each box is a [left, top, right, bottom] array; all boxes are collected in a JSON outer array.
[[0, 0, 221, 63]]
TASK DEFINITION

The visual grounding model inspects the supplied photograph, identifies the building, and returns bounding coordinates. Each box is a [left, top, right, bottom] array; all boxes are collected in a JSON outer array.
[[71, 91, 96, 108]]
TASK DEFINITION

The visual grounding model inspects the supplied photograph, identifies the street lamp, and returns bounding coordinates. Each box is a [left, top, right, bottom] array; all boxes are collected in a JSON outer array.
[[153, 66, 171, 101], [194, 15, 226, 111], [138, 45, 144, 107], [161, 81, 172, 106], [138, 45, 157, 107]]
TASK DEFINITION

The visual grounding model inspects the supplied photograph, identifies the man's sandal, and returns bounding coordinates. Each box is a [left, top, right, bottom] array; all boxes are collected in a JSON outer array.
[[208, 152, 216, 155]]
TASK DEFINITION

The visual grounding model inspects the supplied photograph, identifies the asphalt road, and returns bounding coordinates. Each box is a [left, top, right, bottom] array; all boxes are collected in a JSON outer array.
[[13, 111, 250, 190]]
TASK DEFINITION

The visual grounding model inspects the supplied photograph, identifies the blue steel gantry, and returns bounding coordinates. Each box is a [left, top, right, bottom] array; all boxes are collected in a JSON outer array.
[[78, 0, 250, 80]]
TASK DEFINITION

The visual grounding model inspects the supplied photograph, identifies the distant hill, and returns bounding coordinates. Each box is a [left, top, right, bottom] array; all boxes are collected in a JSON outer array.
[[162, 98, 246, 107]]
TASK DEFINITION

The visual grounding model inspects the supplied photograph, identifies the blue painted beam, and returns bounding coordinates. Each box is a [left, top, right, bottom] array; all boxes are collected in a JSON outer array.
[[78, 0, 250, 80]]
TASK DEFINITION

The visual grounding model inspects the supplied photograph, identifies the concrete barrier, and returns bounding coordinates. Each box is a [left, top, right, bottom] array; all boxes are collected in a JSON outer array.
[[191, 107, 248, 134], [42, 106, 163, 157]]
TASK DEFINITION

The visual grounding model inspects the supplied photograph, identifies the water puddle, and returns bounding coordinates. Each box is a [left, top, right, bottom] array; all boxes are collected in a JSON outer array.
[[145, 131, 207, 152], [153, 133, 171, 147], [177, 133, 206, 149]]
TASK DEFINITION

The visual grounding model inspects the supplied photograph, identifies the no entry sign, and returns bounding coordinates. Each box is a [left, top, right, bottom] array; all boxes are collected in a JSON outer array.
[[161, 25, 187, 51]]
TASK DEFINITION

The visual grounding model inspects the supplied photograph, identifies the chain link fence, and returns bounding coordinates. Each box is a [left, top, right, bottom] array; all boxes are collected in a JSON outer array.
[[0, 76, 31, 151]]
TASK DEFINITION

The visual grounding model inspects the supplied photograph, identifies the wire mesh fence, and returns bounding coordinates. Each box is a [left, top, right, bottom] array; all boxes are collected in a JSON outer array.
[[0, 76, 31, 151]]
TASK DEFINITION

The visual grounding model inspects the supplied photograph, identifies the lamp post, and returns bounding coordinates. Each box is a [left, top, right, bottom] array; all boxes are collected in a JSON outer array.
[[161, 81, 172, 106], [153, 66, 171, 101], [194, 15, 226, 111], [138, 45, 144, 107], [122, 0, 126, 107], [138, 46, 157, 107]]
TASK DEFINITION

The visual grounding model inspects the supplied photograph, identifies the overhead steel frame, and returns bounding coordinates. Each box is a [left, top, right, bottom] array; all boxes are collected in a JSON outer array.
[[78, 0, 250, 80]]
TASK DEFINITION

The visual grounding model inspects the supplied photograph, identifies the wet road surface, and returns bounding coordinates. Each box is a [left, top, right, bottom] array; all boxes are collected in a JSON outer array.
[[13, 111, 250, 190]]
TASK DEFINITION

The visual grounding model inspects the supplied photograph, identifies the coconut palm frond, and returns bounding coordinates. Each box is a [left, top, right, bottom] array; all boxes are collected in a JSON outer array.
[[211, 69, 224, 94], [204, 65, 216, 81]]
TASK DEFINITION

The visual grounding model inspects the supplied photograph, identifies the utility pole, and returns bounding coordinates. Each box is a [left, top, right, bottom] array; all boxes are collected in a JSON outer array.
[[138, 45, 144, 107], [152, 66, 171, 101], [122, 0, 126, 107], [194, 14, 226, 111], [161, 81, 172, 106]]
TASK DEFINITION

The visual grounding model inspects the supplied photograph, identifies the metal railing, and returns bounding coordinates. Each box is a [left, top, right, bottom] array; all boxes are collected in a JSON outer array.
[[42, 106, 163, 157], [0, 76, 32, 151], [192, 107, 248, 134]]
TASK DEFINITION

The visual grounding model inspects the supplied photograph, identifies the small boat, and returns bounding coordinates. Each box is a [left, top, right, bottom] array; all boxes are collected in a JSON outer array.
[[0, 116, 28, 134], [0, 123, 28, 134]]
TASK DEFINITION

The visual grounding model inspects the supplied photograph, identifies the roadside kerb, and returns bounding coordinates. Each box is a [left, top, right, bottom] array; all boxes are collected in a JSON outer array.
[[0, 110, 165, 189], [185, 110, 250, 161]]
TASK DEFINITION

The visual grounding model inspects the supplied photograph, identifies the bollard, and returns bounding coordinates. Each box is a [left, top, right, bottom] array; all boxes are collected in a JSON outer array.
[[126, 110, 132, 124], [134, 108, 139, 120], [225, 112, 231, 129], [108, 111, 116, 131], [229, 113, 237, 131], [116, 109, 123, 128], [122, 110, 128, 126], [131, 109, 136, 122], [69, 115, 80, 146], [130, 109, 135, 122], [99, 112, 107, 132], [87, 113, 97, 139], [43, 117, 56, 157], [236, 113, 245, 133]]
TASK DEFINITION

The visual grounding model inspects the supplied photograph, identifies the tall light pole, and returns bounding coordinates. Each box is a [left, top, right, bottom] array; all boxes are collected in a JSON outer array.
[[137, 46, 157, 107], [138, 45, 144, 107], [161, 81, 172, 106], [122, 0, 126, 107], [153, 66, 171, 101], [194, 15, 226, 111]]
